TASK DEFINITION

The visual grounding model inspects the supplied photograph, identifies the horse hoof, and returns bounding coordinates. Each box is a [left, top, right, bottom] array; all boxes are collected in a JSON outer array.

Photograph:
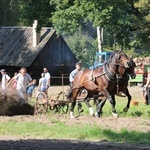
[[95, 115, 100, 118], [123, 107, 128, 112], [95, 112, 101, 118], [89, 107, 94, 116], [70, 112, 74, 119], [70, 116, 74, 119], [112, 112, 118, 118], [95, 111, 98, 117]]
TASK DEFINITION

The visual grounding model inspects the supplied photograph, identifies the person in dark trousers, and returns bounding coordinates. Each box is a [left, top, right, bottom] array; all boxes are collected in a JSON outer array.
[[143, 68, 150, 105], [68, 62, 83, 113]]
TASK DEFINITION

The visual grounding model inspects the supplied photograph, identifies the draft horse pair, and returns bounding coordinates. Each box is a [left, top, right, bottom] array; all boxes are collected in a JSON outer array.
[[68, 50, 136, 118]]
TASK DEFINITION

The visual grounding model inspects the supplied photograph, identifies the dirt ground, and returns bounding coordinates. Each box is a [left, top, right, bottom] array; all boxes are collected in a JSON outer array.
[[0, 138, 150, 150], [0, 115, 150, 150], [0, 86, 150, 149]]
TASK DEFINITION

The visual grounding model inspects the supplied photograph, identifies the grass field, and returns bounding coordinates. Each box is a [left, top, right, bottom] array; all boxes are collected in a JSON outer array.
[[0, 119, 150, 144]]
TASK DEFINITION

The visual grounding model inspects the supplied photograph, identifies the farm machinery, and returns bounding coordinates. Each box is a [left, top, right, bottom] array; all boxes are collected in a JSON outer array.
[[89, 51, 113, 69], [34, 91, 87, 115]]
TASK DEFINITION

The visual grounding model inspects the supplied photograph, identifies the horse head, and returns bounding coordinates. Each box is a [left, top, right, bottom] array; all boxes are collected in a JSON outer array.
[[115, 50, 130, 68], [117, 57, 136, 79], [127, 57, 136, 79], [108, 50, 130, 75]]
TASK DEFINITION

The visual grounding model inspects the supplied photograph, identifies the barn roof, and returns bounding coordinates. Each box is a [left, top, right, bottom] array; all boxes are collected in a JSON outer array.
[[0, 26, 56, 67]]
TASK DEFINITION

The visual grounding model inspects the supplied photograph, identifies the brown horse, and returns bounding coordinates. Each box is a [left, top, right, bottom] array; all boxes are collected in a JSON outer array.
[[94, 57, 136, 117], [69, 50, 130, 118], [112, 57, 136, 111]]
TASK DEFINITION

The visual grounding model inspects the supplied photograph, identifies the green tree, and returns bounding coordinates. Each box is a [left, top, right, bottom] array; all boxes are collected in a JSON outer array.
[[20, 0, 55, 30], [65, 26, 97, 67], [51, 0, 150, 56], [1, 0, 149, 59], [133, 0, 150, 54], [0, 0, 21, 26], [51, 0, 131, 48]]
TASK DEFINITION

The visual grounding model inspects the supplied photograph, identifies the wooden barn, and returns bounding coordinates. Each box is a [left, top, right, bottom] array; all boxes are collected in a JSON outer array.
[[0, 20, 78, 85]]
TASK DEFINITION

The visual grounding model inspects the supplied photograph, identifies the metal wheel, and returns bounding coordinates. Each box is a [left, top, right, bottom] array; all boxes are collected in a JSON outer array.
[[35, 92, 48, 115], [56, 103, 69, 114]]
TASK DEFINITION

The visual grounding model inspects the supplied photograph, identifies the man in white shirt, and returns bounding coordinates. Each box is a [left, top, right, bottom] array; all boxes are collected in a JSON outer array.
[[43, 67, 51, 94], [69, 62, 82, 86], [0, 69, 11, 90], [12, 67, 32, 102]]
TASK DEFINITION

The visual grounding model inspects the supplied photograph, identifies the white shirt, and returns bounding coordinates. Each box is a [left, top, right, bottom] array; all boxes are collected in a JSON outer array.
[[14, 73, 32, 91], [39, 77, 47, 89], [1, 73, 11, 90], [44, 72, 51, 86], [69, 69, 79, 82]]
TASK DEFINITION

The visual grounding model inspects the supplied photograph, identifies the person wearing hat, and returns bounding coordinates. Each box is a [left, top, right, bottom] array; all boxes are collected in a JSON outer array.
[[67, 62, 83, 113], [0, 69, 11, 90]]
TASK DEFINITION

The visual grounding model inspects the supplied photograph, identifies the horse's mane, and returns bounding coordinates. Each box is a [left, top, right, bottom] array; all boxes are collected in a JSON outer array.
[[107, 50, 126, 63], [107, 51, 118, 63], [108, 53, 114, 63]]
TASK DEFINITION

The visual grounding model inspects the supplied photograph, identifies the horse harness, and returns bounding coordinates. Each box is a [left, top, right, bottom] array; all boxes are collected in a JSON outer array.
[[90, 62, 124, 95]]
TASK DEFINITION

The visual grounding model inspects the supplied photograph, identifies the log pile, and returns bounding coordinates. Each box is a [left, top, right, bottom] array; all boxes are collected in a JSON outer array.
[[133, 57, 150, 73]]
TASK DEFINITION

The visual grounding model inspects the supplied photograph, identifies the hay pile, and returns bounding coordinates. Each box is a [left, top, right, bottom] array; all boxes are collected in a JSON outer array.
[[0, 89, 34, 116], [133, 57, 150, 73]]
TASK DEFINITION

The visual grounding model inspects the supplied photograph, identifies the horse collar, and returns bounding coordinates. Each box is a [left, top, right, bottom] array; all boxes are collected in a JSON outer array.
[[103, 63, 117, 82]]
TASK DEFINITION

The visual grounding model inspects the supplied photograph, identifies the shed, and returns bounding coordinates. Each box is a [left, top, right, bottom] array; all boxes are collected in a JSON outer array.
[[0, 21, 78, 85]]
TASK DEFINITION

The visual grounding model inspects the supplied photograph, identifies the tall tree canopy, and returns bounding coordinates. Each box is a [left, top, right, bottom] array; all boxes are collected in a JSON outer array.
[[134, 0, 150, 54], [0, 0, 149, 66], [20, 0, 55, 30], [0, 0, 21, 26], [51, 0, 149, 54], [51, 0, 131, 46]]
